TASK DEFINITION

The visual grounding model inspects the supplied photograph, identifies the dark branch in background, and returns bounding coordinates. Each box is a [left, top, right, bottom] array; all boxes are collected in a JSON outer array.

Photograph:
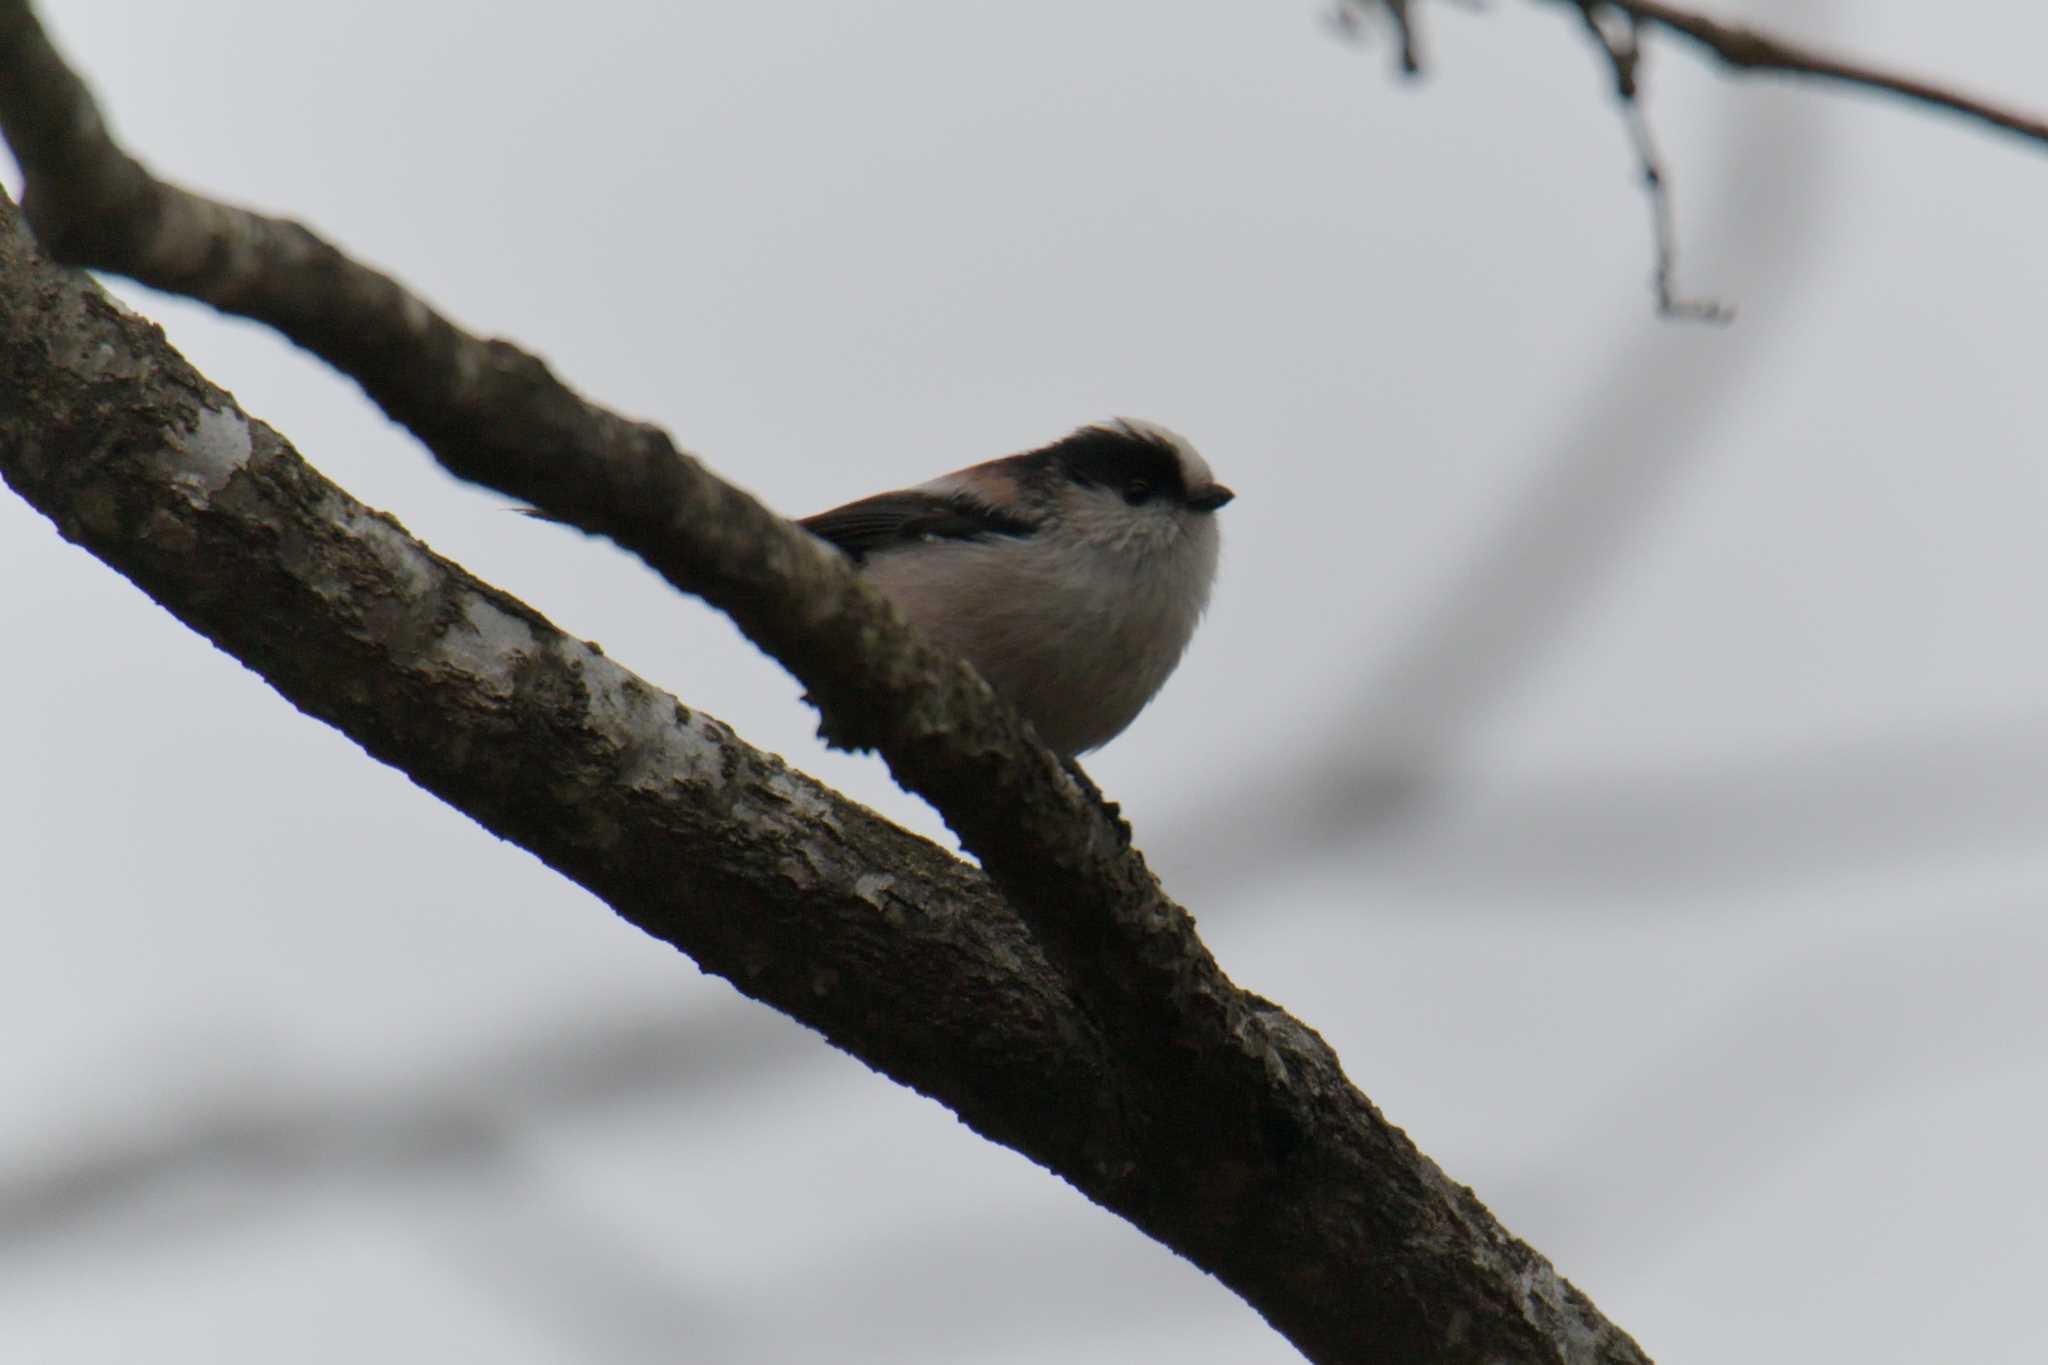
[[0, 4, 1647, 1362], [1157, 69, 1827, 895], [0, 1006, 804, 1244]]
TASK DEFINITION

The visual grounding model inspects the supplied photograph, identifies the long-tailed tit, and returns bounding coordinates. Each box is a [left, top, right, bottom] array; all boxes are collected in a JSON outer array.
[[800, 418, 1233, 757]]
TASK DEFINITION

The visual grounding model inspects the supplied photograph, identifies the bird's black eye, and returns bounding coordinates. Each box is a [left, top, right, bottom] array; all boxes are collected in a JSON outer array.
[[1122, 477, 1153, 505]]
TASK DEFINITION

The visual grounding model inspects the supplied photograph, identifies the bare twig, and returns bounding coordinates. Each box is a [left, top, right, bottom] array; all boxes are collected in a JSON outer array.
[[1329, 2, 2046, 316], [1328, 0, 1425, 76], [1557, 0, 2046, 315], [1384, 0, 1423, 74], [1576, 2, 1732, 321]]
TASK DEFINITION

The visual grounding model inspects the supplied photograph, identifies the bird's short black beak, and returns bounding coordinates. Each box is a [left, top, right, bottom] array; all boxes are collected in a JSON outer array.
[[1186, 484, 1235, 513]]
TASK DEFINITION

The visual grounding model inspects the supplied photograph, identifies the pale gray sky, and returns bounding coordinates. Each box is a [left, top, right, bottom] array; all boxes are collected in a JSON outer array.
[[5, 3, 2047, 1362]]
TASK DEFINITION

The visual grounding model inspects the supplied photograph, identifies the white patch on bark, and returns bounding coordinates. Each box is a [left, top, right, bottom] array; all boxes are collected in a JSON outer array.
[[1512, 1258, 1606, 1363], [155, 404, 252, 502], [336, 503, 438, 601], [568, 640, 731, 788], [435, 594, 537, 692]]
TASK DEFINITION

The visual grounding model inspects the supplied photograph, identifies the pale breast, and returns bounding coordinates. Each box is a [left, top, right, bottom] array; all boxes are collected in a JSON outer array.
[[862, 513, 1218, 755]]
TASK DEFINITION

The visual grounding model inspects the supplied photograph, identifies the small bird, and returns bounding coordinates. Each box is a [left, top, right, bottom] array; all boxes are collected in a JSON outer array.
[[800, 419, 1233, 757]]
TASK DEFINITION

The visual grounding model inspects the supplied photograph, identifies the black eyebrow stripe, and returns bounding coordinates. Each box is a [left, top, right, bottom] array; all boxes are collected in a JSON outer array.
[[1030, 424, 1187, 498], [799, 491, 1038, 563]]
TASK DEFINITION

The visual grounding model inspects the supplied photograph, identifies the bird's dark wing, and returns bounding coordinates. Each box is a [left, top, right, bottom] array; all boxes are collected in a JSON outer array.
[[799, 490, 1036, 563]]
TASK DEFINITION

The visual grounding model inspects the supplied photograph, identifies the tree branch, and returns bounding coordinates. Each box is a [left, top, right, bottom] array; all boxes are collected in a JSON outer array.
[[1328, 2, 2046, 316], [1573, 3, 1732, 321], [1328, 0, 1427, 75], [0, 198, 1111, 1163], [1586, 0, 2048, 150], [1554, 0, 2048, 315], [0, 5, 1658, 1360]]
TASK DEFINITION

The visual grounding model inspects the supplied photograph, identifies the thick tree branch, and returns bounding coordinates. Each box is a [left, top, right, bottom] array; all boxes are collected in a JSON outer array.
[[0, 205, 1113, 1168], [0, 6, 1653, 1361], [0, 194, 1642, 1365]]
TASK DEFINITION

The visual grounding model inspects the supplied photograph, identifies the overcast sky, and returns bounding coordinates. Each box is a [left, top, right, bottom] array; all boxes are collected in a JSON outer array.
[[5, 2, 2048, 1362]]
